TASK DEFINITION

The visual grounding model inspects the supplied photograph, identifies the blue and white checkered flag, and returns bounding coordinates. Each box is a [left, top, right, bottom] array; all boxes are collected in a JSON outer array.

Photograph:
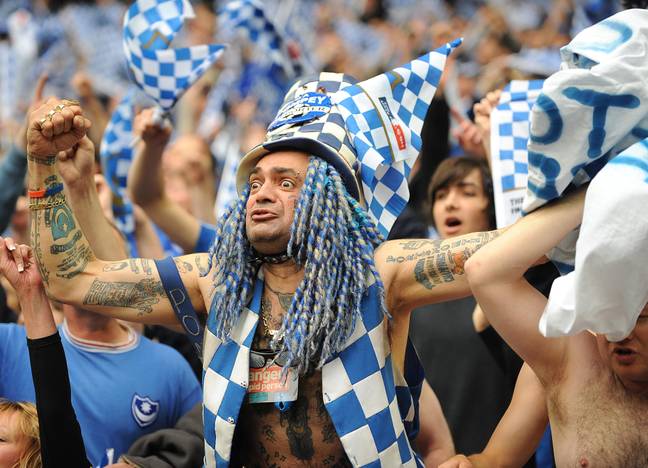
[[123, 0, 226, 111], [489, 79, 544, 228], [100, 92, 138, 256], [334, 39, 462, 236], [219, 0, 303, 79]]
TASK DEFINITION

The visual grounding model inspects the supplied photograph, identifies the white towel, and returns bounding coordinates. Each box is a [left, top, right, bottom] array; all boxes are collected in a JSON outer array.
[[524, 10, 648, 219], [540, 139, 648, 341]]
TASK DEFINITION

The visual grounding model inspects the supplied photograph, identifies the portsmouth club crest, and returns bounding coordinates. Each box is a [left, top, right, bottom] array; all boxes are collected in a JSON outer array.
[[131, 394, 160, 428]]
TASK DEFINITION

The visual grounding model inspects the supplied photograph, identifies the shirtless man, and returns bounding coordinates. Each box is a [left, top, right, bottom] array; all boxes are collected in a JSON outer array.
[[20, 85, 497, 467], [465, 189, 648, 466]]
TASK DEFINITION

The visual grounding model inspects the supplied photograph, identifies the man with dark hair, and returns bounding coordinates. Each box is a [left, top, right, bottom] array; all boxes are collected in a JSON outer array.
[[427, 157, 495, 235], [410, 156, 526, 458]]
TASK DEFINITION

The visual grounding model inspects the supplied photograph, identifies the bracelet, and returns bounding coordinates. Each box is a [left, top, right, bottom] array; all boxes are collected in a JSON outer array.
[[27, 154, 57, 166], [28, 192, 66, 211], [28, 183, 64, 199]]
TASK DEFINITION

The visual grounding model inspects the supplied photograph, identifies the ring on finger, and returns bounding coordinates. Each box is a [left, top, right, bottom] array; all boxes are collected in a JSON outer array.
[[46, 109, 57, 121], [54, 103, 67, 112], [62, 98, 80, 106]]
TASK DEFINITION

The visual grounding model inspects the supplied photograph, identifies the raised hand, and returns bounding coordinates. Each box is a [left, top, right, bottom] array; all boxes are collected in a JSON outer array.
[[451, 107, 487, 159], [134, 107, 172, 150], [0, 237, 58, 339], [473, 89, 502, 158], [27, 97, 91, 158], [0, 237, 42, 294]]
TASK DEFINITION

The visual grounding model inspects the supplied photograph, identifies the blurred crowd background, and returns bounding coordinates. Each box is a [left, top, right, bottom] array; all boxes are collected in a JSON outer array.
[[0, 0, 625, 465]]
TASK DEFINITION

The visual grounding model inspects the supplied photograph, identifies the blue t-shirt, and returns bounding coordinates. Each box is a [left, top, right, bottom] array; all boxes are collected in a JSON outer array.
[[0, 323, 201, 467]]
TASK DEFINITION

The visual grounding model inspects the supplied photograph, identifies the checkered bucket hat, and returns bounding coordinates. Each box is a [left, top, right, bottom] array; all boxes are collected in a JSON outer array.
[[237, 39, 462, 235], [237, 72, 362, 199]]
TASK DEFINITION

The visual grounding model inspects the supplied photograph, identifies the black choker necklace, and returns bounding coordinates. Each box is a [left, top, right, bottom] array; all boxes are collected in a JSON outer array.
[[250, 251, 292, 265]]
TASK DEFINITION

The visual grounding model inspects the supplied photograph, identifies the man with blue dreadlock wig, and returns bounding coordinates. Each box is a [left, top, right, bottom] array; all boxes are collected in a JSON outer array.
[[23, 48, 502, 466]]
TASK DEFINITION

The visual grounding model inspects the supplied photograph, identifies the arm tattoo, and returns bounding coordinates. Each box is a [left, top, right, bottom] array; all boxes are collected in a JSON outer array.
[[55, 244, 92, 279], [412, 231, 501, 290], [173, 258, 193, 274], [47, 204, 76, 240], [195, 256, 210, 276], [83, 278, 165, 315], [30, 210, 50, 285], [103, 261, 128, 272], [140, 259, 153, 276], [28, 154, 57, 165], [37, 193, 94, 280]]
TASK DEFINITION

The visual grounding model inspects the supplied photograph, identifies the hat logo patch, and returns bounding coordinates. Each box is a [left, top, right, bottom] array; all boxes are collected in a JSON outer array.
[[131, 394, 160, 428], [268, 92, 332, 131]]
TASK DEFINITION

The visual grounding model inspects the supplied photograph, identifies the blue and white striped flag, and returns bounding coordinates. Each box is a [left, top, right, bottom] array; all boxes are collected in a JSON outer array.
[[489, 79, 544, 228], [99, 92, 138, 256], [123, 0, 226, 112], [334, 38, 462, 237]]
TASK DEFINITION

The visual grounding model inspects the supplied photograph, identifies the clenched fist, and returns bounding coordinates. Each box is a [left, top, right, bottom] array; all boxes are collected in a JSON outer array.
[[26, 97, 92, 158]]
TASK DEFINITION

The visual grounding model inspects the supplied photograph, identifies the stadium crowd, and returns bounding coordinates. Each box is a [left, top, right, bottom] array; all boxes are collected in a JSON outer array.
[[1, 0, 645, 467]]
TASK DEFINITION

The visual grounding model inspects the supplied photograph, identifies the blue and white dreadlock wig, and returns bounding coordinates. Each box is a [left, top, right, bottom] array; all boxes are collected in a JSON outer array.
[[204, 156, 386, 375]]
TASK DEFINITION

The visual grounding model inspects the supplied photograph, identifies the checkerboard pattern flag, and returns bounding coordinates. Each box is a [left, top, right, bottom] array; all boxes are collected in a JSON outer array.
[[493, 80, 544, 192], [123, 0, 226, 111], [99, 92, 138, 256], [202, 275, 423, 467], [334, 39, 461, 237], [219, 0, 302, 78]]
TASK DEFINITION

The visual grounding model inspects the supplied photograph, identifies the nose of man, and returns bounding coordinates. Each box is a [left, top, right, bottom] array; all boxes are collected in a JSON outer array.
[[252, 182, 278, 204]]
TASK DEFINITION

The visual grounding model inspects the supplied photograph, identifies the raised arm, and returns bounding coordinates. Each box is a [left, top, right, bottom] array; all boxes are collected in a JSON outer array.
[[439, 363, 548, 468], [464, 189, 586, 378], [376, 229, 503, 314], [57, 136, 128, 261], [0, 241, 90, 467], [128, 108, 202, 252], [24, 97, 204, 325]]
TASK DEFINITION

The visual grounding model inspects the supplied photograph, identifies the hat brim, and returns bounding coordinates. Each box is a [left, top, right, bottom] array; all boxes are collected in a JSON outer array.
[[236, 137, 361, 201]]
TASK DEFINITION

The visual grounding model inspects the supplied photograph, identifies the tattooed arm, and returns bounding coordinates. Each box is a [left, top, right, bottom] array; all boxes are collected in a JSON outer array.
[[375, 230, 503, 314], [24, 97, 205, 325], [57, 135, 128, 260]]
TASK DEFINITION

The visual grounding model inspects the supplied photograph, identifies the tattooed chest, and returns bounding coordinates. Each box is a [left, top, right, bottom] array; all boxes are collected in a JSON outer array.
[[233, 373, 351, 468]]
